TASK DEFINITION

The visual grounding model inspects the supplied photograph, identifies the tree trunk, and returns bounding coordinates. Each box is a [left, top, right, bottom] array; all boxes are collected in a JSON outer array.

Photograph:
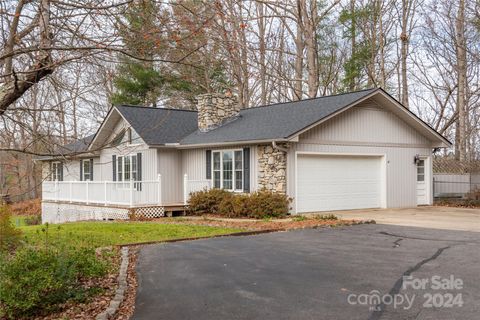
[[455, 0, 467, 161], [304, 1, 319, 98], [0, 0, 53, 114], [294, 0, 304, 100], [257, 2, 267, 105], [349, 0, 356, 91], [400, 0, 410, 109]]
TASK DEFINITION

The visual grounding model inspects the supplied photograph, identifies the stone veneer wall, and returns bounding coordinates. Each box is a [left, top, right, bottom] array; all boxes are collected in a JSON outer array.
[[258, 144, 287, 193], [197, 93, 240, 132]]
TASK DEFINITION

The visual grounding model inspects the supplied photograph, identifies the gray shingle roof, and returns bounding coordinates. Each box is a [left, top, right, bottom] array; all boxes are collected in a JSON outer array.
[[56, 89, 378, 150], [115, 105, 198, 145], [59, 135, 95, 154], [35, 134, 95, 160], [179, 88, 377, 145]]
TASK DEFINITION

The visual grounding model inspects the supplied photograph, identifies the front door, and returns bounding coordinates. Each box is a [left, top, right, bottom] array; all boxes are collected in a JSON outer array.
[[416, 158, 428, 205]]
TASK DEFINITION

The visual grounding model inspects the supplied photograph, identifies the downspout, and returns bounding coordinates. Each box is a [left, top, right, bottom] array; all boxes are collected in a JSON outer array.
[[272, 141, 288, 152]]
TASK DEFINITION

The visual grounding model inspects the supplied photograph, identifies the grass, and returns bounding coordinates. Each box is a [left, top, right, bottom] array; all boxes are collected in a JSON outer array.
[[19, 221, 244, 249], [11, 215, 28, 227]]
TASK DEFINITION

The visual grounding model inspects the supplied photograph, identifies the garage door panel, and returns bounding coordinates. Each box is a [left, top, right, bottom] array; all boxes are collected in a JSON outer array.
[[297, 155, 382, 213]]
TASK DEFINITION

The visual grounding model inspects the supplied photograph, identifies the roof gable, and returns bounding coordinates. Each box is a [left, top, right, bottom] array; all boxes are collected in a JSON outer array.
[[299, 99, 432, 146], [89, 105, 198, 150]]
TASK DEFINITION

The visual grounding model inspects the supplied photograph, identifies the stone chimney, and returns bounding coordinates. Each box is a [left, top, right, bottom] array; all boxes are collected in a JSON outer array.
[[197, 93, 240, 132]]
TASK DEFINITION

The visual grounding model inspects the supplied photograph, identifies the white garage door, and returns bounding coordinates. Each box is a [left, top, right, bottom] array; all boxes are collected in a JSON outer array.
[[296, 155, 382, 213]]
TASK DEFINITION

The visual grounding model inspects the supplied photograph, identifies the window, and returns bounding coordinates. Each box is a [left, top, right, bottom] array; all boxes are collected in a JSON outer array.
[[213, 152, 221, 188], [117, 154, 138, 182], [110, 129, 125, 147], [51, 162, 62, 181], [234, 150, 243, 190], [212, 150, 243, 191], [131, 129, 141, 144], [82, 160, 92, 181], [417, 159, 425, 182], [110, 128, 140, 147]]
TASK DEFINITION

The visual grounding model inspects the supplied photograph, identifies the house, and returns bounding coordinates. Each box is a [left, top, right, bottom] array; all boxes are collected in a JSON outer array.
[[39, 88, 451, 223]]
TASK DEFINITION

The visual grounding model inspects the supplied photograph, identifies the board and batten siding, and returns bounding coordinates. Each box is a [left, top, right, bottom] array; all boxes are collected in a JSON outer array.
[[97, 118, 157, 182], [98, 146, 157, 182], [157, 149, 183, 204], [42, 158, 101, 182], [181, 145, 259, 192], [288, 98, 434, 212]]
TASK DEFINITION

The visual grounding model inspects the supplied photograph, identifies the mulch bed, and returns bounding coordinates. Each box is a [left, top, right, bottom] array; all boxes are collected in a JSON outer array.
[[155, 216, 370, 231], [435, 199, 480, 208]]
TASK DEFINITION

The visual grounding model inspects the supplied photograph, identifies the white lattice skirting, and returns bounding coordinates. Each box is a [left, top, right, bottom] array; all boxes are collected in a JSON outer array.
[[42, 202, 167, 224]]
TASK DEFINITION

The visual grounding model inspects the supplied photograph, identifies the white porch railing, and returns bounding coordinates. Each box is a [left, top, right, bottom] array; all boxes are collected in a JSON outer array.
[[42, 175, 163, 207], [183, 174, 212, 205]]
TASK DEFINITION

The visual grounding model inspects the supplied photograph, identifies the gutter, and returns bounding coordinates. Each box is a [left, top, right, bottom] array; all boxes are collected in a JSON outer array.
[[155, 138, 290, 149], [272, 141, 288, 152]]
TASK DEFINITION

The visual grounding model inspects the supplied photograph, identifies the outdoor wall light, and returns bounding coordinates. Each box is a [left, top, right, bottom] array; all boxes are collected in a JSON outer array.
[[414, 154, 421, 165]]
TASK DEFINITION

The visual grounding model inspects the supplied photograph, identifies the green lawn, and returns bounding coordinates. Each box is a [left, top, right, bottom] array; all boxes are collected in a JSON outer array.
[[11, 215, 28, 227], [19, 221, 243, 249]]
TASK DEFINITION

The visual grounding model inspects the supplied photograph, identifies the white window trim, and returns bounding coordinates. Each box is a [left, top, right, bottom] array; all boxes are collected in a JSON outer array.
[[51, 161, 62, 181], [417, 159, 425, 182], [82, 160, 92, 181], [116, 154, 138, 186], [212, 149, 243, 192]]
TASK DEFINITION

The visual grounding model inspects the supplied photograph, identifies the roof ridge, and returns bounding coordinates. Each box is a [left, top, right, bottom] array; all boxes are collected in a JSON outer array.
[[243, 87, 377, 111], [115, 88, 377, 113], [116, 104, 198, 113]]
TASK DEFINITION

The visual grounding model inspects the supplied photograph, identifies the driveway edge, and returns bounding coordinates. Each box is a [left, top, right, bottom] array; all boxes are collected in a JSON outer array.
[[96, 247, 129, 320]]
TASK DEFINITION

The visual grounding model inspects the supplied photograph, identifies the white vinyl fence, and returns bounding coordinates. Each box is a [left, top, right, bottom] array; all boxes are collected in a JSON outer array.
[[42, 175, 163, 207], [43, 174, 214, 207], [183, 174, 212, 205]]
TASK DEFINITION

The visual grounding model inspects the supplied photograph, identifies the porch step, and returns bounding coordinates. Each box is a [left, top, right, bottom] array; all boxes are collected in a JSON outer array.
[[163, 203, 187, 217]]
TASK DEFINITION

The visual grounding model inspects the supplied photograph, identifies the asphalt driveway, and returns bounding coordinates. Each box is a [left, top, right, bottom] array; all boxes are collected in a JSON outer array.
[[132, 224, 480, 320]]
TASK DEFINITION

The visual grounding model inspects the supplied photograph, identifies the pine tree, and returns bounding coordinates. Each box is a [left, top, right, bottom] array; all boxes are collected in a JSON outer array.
[[111, 0, 163, 106]]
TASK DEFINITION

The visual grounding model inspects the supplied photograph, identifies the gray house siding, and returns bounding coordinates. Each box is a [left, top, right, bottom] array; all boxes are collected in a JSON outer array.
[[158, 149, 183, 204], [97, 118, 157, 182], [287, 99, 433, 212]]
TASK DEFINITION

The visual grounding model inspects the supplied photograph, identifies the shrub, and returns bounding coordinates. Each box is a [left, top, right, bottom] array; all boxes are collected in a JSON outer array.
[[313, 214, 338, 221], [246, 190, 292, 219], [0, 246, 108, 319], [9, 198, 41, 216], [292, 215, 307, 222], [24, 215, 42, 226], [188, 188, 233, 215], [218, 193, 250, 218], [0, 206, 22, 253], [188, 189, 292, 218]]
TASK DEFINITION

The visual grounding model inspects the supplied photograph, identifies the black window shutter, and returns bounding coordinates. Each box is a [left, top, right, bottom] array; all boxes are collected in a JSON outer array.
[[90, 159, 94, 181], [137, 153, 142, 181], [49, 162, 53, 181], [79, 160, 83, 181], [112, 155, 117, 181], [206, 150, 212, 179], [243, 147, 250, 193], [59, 163, 64, 181], [137, 153, 142, 191]]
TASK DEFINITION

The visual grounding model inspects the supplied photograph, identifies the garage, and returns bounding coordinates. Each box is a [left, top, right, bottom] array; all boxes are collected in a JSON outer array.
[[296, 154, 384, 213]]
